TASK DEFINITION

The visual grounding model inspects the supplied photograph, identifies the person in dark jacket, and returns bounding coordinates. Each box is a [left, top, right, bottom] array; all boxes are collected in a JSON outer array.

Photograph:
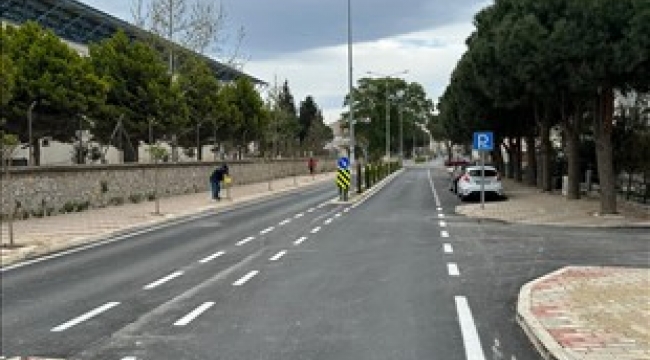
[[210, 164, 228, 200]]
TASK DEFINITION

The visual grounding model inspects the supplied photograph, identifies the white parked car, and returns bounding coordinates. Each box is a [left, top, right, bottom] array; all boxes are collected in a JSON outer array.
[[457, 165, 504, 200]]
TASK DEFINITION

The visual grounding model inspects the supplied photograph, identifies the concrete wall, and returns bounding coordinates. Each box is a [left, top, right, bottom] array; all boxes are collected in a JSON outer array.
[[0, 158, 336, 218]]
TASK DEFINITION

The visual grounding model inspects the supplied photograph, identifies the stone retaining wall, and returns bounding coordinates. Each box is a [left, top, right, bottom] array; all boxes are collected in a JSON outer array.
[[0, 158, 336, 218]]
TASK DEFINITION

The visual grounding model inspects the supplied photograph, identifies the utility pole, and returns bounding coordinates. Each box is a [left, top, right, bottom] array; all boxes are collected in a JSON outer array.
[[27, 101, 37, 166]]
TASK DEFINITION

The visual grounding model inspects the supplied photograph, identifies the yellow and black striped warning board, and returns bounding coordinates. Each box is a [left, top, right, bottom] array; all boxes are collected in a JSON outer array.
[[336, 168, 351, 190]]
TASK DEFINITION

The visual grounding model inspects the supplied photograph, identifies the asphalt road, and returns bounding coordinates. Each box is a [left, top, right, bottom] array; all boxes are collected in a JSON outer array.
[[2, 165, 648, 360]]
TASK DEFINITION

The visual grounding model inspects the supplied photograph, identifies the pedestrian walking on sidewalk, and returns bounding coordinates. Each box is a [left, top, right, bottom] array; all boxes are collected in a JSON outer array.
[[308, 157, 316, 176], [209, 164, 229, 200]]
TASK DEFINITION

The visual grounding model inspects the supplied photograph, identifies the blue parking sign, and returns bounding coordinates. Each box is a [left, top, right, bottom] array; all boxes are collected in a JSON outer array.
[[473, 132, 494, 151]]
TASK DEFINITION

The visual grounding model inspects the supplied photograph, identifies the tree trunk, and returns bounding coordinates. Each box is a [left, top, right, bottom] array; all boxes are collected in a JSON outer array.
[[492, 145, 504, 174], [33, 140, 41, 166], [539, 119, 552, 192], [525, 134, 537, 186], [514, 137, 523, 182], [503, 140, 513, 178], [593, 88, 617, 214], [563, 116, 581, 200]]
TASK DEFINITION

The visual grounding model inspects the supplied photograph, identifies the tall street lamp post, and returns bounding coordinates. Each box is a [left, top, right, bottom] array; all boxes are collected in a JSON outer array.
[[347, 0, 355, 166]]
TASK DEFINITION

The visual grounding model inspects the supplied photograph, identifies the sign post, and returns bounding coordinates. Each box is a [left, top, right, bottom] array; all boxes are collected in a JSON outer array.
[[336, 156, 351, 201], [473, 132, 494, 209]]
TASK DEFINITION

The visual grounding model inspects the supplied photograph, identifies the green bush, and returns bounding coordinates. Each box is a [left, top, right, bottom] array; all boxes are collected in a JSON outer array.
[[129, 194, 144, 203], [108, 196, 125, 206]]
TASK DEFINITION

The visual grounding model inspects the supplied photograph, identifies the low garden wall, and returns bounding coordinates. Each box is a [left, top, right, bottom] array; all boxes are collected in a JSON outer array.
[[0, 158, 336, 219]]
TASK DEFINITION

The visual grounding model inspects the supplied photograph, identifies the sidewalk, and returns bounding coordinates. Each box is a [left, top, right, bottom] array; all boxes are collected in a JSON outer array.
[[0, 172, 335, 267], [451, 176, 649, 360]]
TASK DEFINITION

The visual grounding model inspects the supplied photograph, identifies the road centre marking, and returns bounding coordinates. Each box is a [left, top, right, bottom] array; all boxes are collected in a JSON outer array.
[[334, 213, 342, 218], [236, 236, 255, 246], [270, 250, 287, 261], [439, 221, 447, 227], [279, 219, 291, 226], [51, 302, 120, 332], [438, 213, 445, 218], [324, 218, 333, 225], [427, 169, 442, 208], [310, 227, 321, 234], [199, 251, 225, 264], [447, 263, 460, 276], [437, 207, 443, 211], [294, 213, 305, 218], [293, 236, 308, 245], [307, 208, 316, 213], [260, 226, 275, 235], [343, 208, 350, 213], [121, 357, 137, 360], [143, 271, 184, 290], [173, 302, 215, 326], [455, 296, 487, 360], [443, 244, 453, 254], [233, 271, 259, 286], [441, 230, 449, 238]]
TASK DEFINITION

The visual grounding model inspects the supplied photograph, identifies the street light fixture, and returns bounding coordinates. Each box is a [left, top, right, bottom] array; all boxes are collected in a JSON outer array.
[[366, 70, 408, 161]]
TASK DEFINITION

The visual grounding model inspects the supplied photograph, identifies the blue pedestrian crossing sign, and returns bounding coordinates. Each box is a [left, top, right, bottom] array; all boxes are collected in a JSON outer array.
[[338, 156, 350, 169], [473, 132, 494, 151]]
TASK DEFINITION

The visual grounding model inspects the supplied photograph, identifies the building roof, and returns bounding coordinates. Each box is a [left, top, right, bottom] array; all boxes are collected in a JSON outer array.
[[1, 0, 265, 84]]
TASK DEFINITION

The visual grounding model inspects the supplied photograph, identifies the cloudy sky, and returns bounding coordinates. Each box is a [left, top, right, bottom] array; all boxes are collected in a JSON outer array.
[[79, 0, 490, 123]]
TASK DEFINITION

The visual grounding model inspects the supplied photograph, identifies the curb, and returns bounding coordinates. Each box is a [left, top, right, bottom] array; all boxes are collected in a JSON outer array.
[[516, 267, 578, 360]]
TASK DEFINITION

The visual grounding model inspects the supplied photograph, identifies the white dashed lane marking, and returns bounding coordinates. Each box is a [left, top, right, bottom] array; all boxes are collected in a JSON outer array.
[[438, 213, 445, 218], [324, 218, 333, 225], [199, 251, 225, 264], [310, 227, 321, 234], [439, 221, 447, 228], [437, 207, 443, 211], [443, 243, 453, 254], [143, 271, 184, 290], [447, 263, 460, 276], [294, 213, 305, 219], [233, 271, 259, 286], [307, 208, 316, 213], [334, 213, 342, 218], [260, 227, 275, 235], [236, 236, 255, 246], [269, 250, 287, 261], [293, 236, 308, 245], [173, 302, 215, 327], [279, 219, 291, 226], [441, 230, 449, 238], [51, 302, 120, 332], [343, 208, 350, 213]]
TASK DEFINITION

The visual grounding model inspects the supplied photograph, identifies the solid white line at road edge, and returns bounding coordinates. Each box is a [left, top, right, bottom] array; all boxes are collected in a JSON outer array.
[[455, 296, 487, 360], [173, 302, 215, 326], [143, 271, 184, 290], [51, 302, 120, 332], [233, 270, 259, 286], [269, 250, 287, 261], [428, 169, 442, 208], [199, 251, 225, 264]]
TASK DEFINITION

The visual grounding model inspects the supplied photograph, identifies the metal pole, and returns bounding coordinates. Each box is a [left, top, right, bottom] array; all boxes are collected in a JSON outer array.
[[28, 101, 36, 166], [196, 122, 200, 161], [481, 151, 485, 209], [399, 105, 404, 162], [347, 0, 355, 167], [385, 82, 390, 160], [149, 118, 154, 163]]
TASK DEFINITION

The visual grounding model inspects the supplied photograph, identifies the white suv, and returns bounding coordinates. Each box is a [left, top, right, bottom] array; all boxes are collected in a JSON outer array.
[[457, 165, 504, 200]]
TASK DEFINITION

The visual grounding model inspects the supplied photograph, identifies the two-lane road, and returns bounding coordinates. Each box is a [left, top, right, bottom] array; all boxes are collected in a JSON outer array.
[[3, 166, 648, 359]]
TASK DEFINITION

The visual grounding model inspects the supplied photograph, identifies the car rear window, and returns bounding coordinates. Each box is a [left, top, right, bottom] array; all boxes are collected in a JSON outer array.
[[468, 169, 498, 177]]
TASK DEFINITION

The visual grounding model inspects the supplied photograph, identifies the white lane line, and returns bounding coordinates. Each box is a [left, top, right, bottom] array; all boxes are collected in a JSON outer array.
[[455, 296, 487, 360], [51, 302, 120, 332], [438, 213, 445, 218], [307, 208, 316, 213], [343, 208, 350, 213], [443, 243, 454, 254], [121, 357, 137, 360], [293, 236, 308, 245], [173, 302, 215, 327], [260, 226, 275, 235], [233, 270, 259, 286], [439, 220, 447, 227], [269, 250, 287, 261], [324, 218, 333, 225], [334, 213, 342, 218], [279, 219, 291, 226], [236, 236, 255, 246], [447, 263, 460, 276], [437, 207, 443, 211], [441, 230, 449, 238], [199, 251, 225, 264], [427, 169, 442, 207], [143, 271, 184, 290], [317, 203, 328, 208], [310, 226, 321, 234], [294, 213, 305, 218]]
